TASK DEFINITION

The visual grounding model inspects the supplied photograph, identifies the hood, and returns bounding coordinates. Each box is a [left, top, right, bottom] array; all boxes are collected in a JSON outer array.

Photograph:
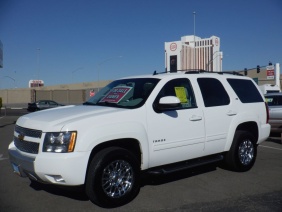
[[16, 105, 125, 132]]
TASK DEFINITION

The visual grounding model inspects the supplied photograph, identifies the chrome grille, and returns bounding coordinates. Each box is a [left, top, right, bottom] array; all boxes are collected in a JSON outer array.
[[15, 125, 42, 138], [14, 125, 42, 154], [14, 136, 39, 154]]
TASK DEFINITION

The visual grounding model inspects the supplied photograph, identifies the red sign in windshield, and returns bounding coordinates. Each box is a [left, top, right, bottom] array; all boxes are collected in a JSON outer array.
[[100, 86, 132, 103]]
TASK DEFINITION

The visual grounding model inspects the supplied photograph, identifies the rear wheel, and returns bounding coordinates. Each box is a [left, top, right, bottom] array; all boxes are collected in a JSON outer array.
[[85, 147, 140, 208], [224, 130, 257, 172]]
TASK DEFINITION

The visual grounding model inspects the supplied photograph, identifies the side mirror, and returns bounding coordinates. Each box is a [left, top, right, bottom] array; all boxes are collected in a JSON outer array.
[[155, 96, 181, 111]]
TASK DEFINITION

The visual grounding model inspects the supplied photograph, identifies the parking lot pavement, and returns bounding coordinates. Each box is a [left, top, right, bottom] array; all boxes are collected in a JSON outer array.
[[1, 116, 282, 211], [0, 108, 29, 117]]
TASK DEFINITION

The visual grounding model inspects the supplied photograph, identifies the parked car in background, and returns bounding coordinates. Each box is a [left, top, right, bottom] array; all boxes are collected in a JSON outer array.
[[27, 100, 64, 112], [265, 93, 282, 133]]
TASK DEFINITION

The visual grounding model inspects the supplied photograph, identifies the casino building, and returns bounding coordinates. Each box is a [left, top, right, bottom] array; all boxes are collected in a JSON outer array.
[[165, 35, 223, 72]]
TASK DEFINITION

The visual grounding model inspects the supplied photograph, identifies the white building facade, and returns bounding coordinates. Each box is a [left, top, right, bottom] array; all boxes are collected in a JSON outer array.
[[165, 35, 223, 72]]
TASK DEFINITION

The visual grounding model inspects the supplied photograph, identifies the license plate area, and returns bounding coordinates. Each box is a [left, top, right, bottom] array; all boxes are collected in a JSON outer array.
[[12, 163, 21, 176]]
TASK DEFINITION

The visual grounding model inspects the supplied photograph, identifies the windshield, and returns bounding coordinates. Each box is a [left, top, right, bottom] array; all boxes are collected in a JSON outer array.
[[84, 78, 160, 109]]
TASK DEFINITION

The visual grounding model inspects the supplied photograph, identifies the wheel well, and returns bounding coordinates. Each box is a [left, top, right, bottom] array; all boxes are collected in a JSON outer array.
[[236, 122, 258, 141], [85, 139, 142, 181]]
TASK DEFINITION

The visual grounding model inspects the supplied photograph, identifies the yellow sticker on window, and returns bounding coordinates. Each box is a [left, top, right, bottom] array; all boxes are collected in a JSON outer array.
[[265, 98, 273, 103], [174, 87, 188, 103]]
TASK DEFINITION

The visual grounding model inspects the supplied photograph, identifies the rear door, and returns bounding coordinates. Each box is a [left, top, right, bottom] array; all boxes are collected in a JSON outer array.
[[197, 77, 237, 155]]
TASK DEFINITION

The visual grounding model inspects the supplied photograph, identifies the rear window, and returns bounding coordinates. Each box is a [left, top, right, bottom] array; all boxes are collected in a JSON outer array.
[[227, 79, 263, 103], [265, 95, 282, 106]]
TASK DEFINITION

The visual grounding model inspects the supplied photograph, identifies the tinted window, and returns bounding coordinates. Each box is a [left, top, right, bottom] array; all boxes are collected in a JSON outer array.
[[38, 101, 47, 105], [227, 79, 263, 103], [48, 101, 56, 105], [197, 78, 230, 107], [155, 78, 197, 109], [265, 95, 282, 106]]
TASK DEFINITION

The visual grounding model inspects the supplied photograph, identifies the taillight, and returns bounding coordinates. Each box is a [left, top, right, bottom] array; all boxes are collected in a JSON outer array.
[[265, 102, 269, 123]]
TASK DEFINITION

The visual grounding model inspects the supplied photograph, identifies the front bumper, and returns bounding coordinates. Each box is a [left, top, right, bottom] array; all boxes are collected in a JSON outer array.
[[8, 141, 90, 185]]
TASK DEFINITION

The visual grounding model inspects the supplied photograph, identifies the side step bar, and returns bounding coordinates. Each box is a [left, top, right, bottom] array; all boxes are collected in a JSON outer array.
[[147, 154, 224, 175]]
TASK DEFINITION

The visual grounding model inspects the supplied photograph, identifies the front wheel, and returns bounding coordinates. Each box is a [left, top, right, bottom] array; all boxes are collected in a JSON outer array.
[[224, 130, 257, 172], [85, 147, 140, 208]]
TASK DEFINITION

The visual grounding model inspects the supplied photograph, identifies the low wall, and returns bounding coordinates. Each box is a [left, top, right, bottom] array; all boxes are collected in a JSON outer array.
[[0, 80, 111, 108], [0, 89, 31, 108]]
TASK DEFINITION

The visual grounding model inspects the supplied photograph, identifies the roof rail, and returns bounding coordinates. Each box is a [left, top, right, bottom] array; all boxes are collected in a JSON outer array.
[[153, 70, 167, 75], [219, 71, 243, 76], [152, 70, 243, 76], [185, 69, 208, 74], [184, 70, 243, 76]]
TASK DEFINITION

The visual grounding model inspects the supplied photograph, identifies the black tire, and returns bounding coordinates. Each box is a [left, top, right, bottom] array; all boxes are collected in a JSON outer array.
[[85, 147, 140, 208], [224, 130, 257, 172]]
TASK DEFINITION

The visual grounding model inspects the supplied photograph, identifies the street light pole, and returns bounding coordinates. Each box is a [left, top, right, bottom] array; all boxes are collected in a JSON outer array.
[[97, 56, 122, 91], [3, 76, 16, 88], [205, 51, 220, 71], [71, 67, 83, 83]]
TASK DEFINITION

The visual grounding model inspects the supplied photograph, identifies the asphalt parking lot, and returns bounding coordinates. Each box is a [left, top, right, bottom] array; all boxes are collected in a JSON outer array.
[[0, 114, 282, 212]]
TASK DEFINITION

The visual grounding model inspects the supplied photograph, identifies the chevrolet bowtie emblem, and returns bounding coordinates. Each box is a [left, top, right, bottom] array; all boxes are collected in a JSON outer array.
[[18, 134, 25, 141]]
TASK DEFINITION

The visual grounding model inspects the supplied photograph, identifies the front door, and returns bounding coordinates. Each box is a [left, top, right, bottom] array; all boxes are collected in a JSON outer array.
[[146, 78, 206, 167]]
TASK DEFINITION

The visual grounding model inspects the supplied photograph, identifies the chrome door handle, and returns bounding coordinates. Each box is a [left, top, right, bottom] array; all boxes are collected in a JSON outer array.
[[189, 115, 202, 121], [227, 110, 237, 116]]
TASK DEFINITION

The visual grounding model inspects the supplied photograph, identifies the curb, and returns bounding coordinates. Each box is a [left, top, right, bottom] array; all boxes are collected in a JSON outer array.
[[1, 107, 26, 110]]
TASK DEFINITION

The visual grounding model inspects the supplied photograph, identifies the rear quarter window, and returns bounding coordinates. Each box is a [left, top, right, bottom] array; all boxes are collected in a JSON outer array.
[[227, 79, 263, 103]]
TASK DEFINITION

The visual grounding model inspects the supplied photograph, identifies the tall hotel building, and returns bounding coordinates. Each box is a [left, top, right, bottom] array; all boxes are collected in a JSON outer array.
[[165, 35, 223, 72]]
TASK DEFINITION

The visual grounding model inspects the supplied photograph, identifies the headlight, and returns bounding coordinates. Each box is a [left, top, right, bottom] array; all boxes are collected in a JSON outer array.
[[43, 131, 77, 153]]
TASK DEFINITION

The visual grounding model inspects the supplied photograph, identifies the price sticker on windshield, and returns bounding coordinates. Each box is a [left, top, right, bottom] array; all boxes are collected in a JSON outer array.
[[100, 86, 132, 103]]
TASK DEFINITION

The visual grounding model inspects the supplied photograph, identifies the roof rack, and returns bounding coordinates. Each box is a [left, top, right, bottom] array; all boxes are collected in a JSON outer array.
[[185, 70, 243, 76], [152, 70, 243, 76], [153, 70, 167, 75], [184, 69, 208, 74], [219, 71, 243, 76]]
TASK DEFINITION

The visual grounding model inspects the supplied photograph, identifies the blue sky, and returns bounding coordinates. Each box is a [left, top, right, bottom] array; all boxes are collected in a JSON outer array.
[[0, 0, 281, 89]]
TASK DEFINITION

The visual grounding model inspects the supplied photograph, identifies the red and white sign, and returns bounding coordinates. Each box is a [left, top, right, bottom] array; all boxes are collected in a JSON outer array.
[[170, 43, 177, 51], [267, 65, 275, 80], [89, 90, 95, 97], [29, 80, 44, 88], [100, 86, 132, 103]]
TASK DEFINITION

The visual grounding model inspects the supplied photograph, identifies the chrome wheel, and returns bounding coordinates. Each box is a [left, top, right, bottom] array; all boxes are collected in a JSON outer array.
[[238, 140, 254, 165], [102, 160, 134, 198]]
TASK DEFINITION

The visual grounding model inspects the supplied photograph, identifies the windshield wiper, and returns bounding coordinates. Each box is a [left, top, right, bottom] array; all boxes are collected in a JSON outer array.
[[83, 102, 96, 105], [96, 101, 119, 107]]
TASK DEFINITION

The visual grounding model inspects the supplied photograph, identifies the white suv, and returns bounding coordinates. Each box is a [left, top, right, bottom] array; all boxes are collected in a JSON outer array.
[[8, 71, 270, 207]]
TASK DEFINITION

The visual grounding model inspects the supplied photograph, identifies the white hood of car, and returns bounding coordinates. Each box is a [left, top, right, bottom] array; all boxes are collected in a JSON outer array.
[[16, 105, 126, 132]]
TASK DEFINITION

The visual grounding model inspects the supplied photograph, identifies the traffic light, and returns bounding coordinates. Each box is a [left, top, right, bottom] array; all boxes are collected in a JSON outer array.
[[257, 65, 260, 73], [244, 68, 247, 75]]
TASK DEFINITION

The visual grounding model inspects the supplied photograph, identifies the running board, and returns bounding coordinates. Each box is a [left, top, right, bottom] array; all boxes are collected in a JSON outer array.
[[147, 154, 224, 175]]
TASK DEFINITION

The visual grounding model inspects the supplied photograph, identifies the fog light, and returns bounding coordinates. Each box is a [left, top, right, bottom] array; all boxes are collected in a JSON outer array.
[[48, 175, 65, 183]]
